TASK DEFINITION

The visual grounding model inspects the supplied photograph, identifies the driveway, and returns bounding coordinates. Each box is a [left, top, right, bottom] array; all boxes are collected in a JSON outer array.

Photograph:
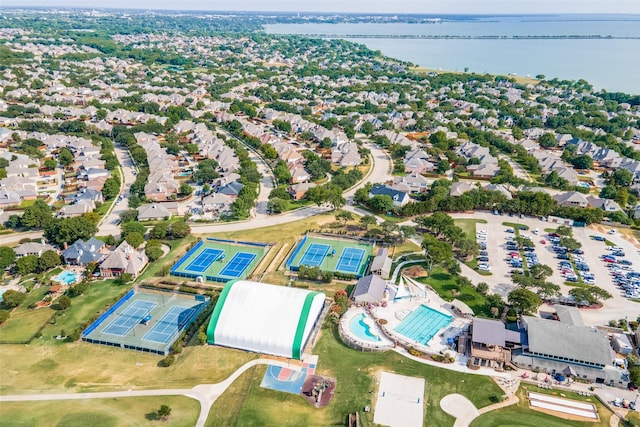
[[97, 144, 137, 237]]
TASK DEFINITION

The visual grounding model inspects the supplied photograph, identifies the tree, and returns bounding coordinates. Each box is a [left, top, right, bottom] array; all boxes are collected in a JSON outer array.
[[21, 199, 54, 229], [267, 197, 287, 214], [421, 234, 453, 266], [58, 147, 74, 166], [125, 232, 145, 249], [556, 225, 573, 237], [359, 215, 377, 229], [508, 288, 542, 315], [568, 154, 593, 170], [56, 295, 71, 310], [179, 183, 194, 196], [44, 217, 98, 247], [119, 209, 138, 223], [44, 158, 57, 170], [529, 264, 553, 280], [0, 290, 25, 308], [169, 221, 190, 239], [559, 236, 581, 251], [335, 210, 354, 224], [437, 159, 450, 174], [538, 132, 557, 148], [38, 250, 61, 272], [101, 177, 120, 200], [157, 405, 172, 421], [150, 223, 168, 239], [610, 169, 633, 187], [368, 195, 394, 212], [121, 221, 145, 237], [116, 273, 133, 286], [145, 244, 164, 261], [476, 282, 489, 295], [569, 286, 612, 304], [0, 246, 16, 270], [16, 255, 39, 275]]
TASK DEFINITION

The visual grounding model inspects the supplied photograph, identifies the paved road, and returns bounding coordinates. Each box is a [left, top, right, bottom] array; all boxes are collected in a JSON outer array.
[[98, 144, 137, 237], [0, 358, 292, 427], [0, 231, 44, 246]]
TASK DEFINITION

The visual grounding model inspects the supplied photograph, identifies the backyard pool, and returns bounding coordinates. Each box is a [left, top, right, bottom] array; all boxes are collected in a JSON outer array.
[[349, 313, 381, 342], [394, 304, 453, 346], [0, 288, 7, 302], [54, 270, 78, 285]]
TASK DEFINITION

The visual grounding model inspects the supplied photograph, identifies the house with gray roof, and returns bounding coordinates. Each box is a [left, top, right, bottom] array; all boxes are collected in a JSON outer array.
[[99, 241, 148, 278], [512, 316, 628, 387], [553, 191, 588, 208], [218, 181, 244, 197], [369, 248, 392, 279], [137, 203, 172, 221], [351, 274, 392, 304], [368, 184, 410, 207], [15, 241, 57, 258], [586, 196, 622, 212], [62, 237, 106, 265]]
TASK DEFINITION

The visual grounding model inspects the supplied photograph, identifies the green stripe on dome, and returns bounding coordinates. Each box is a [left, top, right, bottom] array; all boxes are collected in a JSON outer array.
[[206, 279, 238, 344], [292, 291, 322, 360]]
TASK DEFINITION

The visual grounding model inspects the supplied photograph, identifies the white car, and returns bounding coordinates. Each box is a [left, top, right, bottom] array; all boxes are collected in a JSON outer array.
[[608, 229, 617, 234], [478, 264, 491, 271]]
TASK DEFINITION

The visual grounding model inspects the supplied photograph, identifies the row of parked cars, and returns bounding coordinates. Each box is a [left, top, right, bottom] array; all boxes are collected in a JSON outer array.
[[504, 228, 540, 270], [602, 245, 639, 299], [476, 229, 490, 272], [547, 233, 593, 284]]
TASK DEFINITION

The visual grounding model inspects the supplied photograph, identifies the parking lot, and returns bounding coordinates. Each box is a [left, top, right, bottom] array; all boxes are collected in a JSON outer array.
[[449, 212, 640, 325]]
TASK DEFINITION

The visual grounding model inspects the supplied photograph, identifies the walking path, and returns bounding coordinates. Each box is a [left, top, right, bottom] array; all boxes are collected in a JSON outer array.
[[0, 358, 291, 427]]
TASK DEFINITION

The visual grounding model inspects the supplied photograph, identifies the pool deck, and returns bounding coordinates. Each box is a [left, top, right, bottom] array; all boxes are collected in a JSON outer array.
[[369, 287, 471, 355], [341, 308, 394, 350]]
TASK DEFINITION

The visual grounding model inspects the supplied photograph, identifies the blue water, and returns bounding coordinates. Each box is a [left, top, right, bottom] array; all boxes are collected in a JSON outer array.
[[54, 270, 78, 285], [349, 313, 381, 342], [394, 305, 453, 346], [266, 15, 640, 94], [0, 288, 7, 302]]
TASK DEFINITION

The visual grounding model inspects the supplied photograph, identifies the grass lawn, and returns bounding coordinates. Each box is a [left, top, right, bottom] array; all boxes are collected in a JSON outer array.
[[0, 286, 54, 343], [454, 218, 488, 239], [0, 396, 199, 427], [19, 199, 36, 208], [412, 265, 492, 317], [471, 384, 613, 427], [209, 323, 503, 427], [39, 279, 125, 344]]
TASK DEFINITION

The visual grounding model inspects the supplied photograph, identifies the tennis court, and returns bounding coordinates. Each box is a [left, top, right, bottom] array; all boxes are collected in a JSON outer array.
[[286, 235, 375, 278], [143, 306, 197, 344], [220, 252, 257, 278], [298, 243, 330, 267], [335, 248, 366, 274], [103, 300, 157, 336], [171, 238, 269, 283], [184, 248, 223, 273], [82, 290, 209, 355]]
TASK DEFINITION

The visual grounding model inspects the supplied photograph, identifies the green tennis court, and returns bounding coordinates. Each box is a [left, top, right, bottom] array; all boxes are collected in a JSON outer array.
[[287, 235, 374, 278], [171, 238, 268, 283]]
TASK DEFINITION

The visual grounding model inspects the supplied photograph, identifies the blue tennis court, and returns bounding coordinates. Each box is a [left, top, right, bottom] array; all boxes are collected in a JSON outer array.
[[299, 243, 330, 267], [143, 306, 196, 344], [184, 248, 223, 273], [335, 248, 366, 274], [103, 300, 157, 336], [220, 252, 257, 278]]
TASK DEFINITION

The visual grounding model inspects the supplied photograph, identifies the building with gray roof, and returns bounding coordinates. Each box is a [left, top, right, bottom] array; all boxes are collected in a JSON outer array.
[[351, 274, 392, 304], [62, 237, 105, 266], [512, 316, 628, 387]]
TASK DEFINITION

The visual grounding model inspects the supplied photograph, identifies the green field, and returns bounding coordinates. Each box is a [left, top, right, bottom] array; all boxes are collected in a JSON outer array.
[[287, 235, 374, 277], [206, 322, 504, 426], [0, 396, 199, 427], [171, 238, 268, 282], [454, 218, 488, 238]]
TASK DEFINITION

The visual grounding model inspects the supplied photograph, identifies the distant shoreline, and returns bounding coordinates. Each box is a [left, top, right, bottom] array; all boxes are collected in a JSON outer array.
[[410, 67, 540, 85]]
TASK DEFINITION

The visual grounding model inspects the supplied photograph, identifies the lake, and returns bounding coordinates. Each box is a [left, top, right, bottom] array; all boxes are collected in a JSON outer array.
[[266, 15, 640, 94]]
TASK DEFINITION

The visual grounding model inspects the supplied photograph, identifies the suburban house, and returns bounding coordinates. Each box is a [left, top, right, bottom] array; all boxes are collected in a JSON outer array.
[[288, 182, 316, 200], [99, 241, 148, 278], [351, 274, 393, 304], [137, 203, 172, 221], [62, 237, 106, 266], [369, 184, 410, 207], [512, 316, 628, 387], [586, 196, 622, 212], [468, 162, 500, 178], [201, 192, 234, 213], [369, 248, 392, 279], [14, 241, 57, 258], [391, 174, 429, 193], [553, 191, 589, 208], [449, 181, 477, 197]]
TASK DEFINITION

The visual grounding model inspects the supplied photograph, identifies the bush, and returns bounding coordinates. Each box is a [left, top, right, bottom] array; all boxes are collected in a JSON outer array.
[[159, 354, 175, 367]]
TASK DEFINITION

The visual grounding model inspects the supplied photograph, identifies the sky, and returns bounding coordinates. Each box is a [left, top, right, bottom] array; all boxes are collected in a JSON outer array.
[[8, 0, 640, 14]]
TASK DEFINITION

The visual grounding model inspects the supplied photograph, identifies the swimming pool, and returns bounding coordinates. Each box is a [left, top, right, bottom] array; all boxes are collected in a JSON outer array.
[[349, 313, 381, 342], [394, 305, 453, 346], [0, 288, 7, 302], [54, 270, 78, 285]]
